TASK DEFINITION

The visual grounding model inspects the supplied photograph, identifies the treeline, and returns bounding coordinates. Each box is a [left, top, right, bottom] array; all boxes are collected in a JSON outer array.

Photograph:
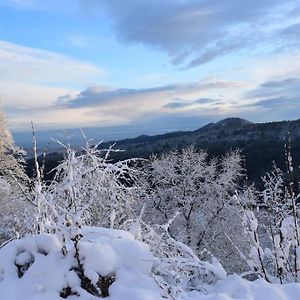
[[25, 135, 300, 190]]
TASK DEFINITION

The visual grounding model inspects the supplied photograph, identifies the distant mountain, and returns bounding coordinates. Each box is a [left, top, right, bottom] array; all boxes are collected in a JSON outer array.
[[199, 117, 253, 130], [101, 117, 300, 152], [26, 117, 300, 188], [98, 117, 300, 187]]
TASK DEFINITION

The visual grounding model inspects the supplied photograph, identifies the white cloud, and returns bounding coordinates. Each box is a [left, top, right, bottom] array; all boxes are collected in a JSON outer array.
[[7, 106, 101, 131], [0, 81, 76, 109], [247, 52, 300, 83], [53, 79, 246, 128], [2, 38, 300, 131], [0, 40, 103, 85], [0, 40, 104, 128]]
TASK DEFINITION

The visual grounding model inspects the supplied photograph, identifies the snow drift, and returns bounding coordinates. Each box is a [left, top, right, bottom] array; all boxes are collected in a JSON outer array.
[[0, 227, 162, 300], [2, 227, 300, 300]]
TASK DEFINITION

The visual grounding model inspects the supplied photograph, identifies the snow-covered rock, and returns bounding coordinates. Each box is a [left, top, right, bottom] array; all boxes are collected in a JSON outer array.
[[0, 227, 163, 300], [2, 226, 300, 300]]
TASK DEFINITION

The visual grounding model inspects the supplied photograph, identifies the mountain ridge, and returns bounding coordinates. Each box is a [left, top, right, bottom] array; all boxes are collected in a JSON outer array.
[[97, 117, 300, 186], [104, 117, 300, 147], [26, 117, 300, 186]]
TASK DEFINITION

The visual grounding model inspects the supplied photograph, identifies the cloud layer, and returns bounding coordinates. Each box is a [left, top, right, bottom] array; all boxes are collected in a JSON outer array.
[[246, 78, 300, 111], [0, 40, 103, 116], [2, 1, 300, 135], [57, 81, 237, 109], [82, 0, 300, 68]]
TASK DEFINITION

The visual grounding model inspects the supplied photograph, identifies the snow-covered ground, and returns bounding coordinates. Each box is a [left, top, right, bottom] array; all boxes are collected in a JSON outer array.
[[1, 227, 300, 300], [0, 227, 162, 300], [187, 275, 300, 300]]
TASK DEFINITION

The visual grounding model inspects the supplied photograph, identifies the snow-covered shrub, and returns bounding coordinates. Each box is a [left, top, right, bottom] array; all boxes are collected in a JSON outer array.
[[0, 172, 228, 300], [122, 211, 227, 299], [0, 109, 27, 183], [46, 143, 139, 229], [136, 146, 247, 272], [25, 141, 140, 235], [0, 109, 30, 242], [2, 228, 300, 300], [0, 140, 147, 297], [149, 223, 225, 297], [236, 157, 300, 283]]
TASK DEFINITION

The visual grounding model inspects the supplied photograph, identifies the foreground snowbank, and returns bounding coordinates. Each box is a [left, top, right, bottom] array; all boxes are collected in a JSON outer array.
[[1, 227, 300, 300], [187, 274, 300, 300], [0, 227, 162, 300]]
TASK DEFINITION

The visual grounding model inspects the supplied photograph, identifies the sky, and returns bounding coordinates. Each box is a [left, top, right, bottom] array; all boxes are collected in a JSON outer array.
[[1, 0, 300, 138]]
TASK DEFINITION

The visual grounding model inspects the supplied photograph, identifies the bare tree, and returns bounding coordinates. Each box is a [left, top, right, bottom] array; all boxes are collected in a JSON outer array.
[[137, 146, 247, 272], [0, 108, 29, 241]]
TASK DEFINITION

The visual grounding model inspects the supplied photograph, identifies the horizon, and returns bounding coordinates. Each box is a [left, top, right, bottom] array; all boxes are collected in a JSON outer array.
[[1, 0, 300, 136], [12, 115, 300, 149]]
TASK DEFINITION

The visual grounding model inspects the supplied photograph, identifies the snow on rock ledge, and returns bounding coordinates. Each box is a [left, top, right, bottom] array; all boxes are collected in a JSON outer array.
[[0, 227, 163, 300]]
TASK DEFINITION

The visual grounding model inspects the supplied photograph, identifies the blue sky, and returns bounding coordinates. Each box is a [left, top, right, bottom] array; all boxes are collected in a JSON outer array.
[[1, 0, 300, 137]]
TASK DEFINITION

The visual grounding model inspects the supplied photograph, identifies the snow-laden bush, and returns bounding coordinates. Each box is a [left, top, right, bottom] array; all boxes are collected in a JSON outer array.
[[126, 212, 227, 298], [2, 227, 300, 300], [23, 141, 140, 235], [0, 109, 27, 183], [0, 140, 160, 298], [0, 176, 31, 244], [236, 157, 300, 283], [0, 214, 227, 300], [0, 109, 30, 242], [136, 146, 248, 272], [0, 140, 230, 299]]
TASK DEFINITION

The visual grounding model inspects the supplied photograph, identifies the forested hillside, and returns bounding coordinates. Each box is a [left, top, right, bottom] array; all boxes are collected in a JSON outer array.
[[26, 118, 300, 187]]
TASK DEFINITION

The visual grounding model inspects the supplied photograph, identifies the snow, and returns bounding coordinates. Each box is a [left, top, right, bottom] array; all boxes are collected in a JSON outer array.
[[187, 275, 300, 300], [2, 226, 300, 300], [0, 227, 162, 300]]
